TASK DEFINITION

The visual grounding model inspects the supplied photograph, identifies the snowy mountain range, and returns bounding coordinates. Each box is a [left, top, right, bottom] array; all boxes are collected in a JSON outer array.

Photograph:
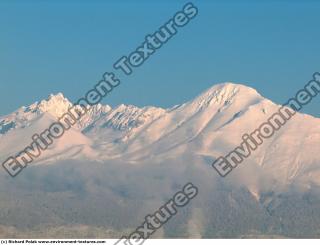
[[1, 82, 319, 182], [1, 82, 320, 238]]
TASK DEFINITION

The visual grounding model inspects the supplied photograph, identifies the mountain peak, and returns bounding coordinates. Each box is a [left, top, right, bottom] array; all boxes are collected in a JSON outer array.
[[48, 92, 66, 100], [36, 92, 72, 118], [185, 82, 262, 112], [205, 82, 261, 99]]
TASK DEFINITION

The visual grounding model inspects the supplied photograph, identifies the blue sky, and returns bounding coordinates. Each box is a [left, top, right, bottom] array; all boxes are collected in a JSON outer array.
[[0, 0, 320, 117]]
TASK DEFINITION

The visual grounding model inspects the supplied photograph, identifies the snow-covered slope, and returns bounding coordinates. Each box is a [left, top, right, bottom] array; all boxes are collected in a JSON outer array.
[[1, 82, 320, 189], [1, 82, 320, 238]]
